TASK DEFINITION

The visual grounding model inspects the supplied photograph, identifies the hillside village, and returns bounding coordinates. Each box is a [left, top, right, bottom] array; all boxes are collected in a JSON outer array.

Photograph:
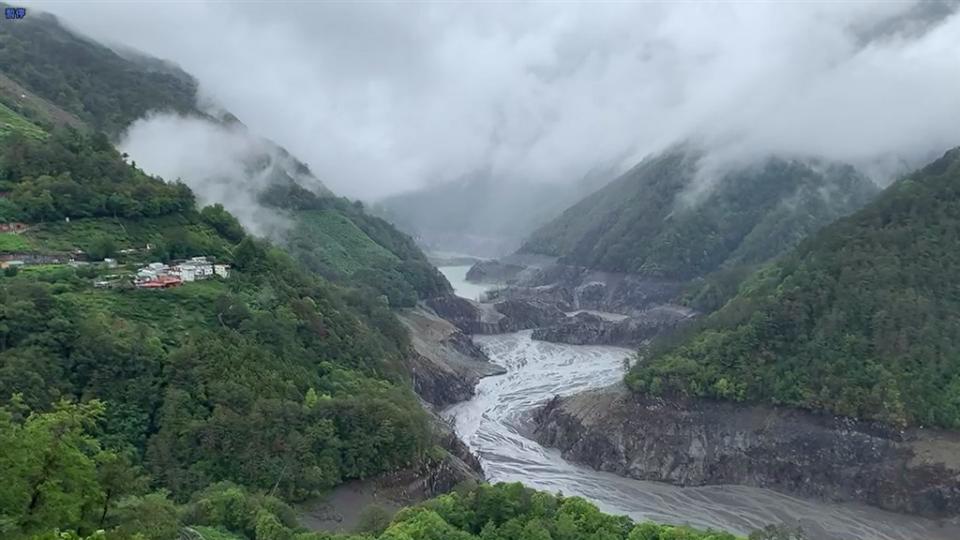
[[133, 257, 230, 288], [0, 221, 230, 290]]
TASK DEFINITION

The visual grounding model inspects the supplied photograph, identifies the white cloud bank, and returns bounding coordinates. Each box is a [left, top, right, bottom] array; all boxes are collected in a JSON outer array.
[[37, 1, 960, 199]]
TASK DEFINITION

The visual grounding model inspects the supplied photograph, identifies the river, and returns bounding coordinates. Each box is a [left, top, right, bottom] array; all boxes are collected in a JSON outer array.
[[437, 265, 960, 540]]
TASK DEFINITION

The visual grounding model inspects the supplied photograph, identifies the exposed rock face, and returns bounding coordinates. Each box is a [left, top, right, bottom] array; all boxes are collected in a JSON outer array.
[[425, 294, 504, 334], [425, 410, 485, 490], [493, 299, 566, 332], [425, 294, 568, 335], [533, 387, 960, 518], [399, 306, 505, 407], [465, 259, 526, 283], [479, 261, 686, 316], [532, 305, 696, 346]]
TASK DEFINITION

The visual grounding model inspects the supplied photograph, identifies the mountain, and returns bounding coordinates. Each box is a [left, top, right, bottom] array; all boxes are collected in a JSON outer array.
[[0, 6, 448, 307], [0, 10, 465, 539], [520, 148, 879, 282], [376, 171, 602, 258], [0, 59, 741, 540], [627, 147, 960, 429], [0, 106, 438, 535], [0, 8, 197, 135]]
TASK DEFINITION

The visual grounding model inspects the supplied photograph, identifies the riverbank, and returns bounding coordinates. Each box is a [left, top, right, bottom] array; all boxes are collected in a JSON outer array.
[[533, 386, 960, 519], [442, 330, 960, 539], [423, 263, 960, 538]]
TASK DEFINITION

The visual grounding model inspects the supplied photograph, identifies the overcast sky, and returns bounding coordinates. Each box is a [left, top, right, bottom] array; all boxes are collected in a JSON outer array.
[[36, 1, 960, 200]]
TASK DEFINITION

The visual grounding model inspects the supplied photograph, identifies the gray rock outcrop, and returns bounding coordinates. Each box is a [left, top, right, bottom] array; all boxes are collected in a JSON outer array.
[[399, 305, 504, 407], [532, 305, 696, 347], [532, 387, 960, 518], [425, 294, 568, 335], [472, 259, 687, 316]]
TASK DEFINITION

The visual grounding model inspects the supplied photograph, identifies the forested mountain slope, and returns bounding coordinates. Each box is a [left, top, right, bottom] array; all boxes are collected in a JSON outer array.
[[0, 109, 440, 537], [0, 9, 197, 135], [627, 148, 960, 429], [0, 11, 457, 540], [0, 7, 449, 306], [520, 149, 879, 282]]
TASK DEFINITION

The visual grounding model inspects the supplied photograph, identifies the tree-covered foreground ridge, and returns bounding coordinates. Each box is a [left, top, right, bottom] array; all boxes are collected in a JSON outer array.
[[628, 147, 960, 429], [0, 124, 428, 535]]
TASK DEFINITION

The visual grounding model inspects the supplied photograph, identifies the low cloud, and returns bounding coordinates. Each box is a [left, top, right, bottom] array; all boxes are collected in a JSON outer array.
[[120, 114, 294, 237], [39, 1, 960, 200]]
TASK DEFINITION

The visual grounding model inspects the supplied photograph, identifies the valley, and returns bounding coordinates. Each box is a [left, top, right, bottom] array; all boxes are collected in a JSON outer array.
[[436, 264, 960, 540], [3, 3, 960, 540]]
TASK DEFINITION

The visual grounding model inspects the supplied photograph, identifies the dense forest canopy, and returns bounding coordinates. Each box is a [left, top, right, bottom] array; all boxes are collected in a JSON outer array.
[[628, 148, 960, 429], [0, 9, 198, 135], [0, 36, 449, 533], [0, 129, 195, 222], [0, 14, 452, 532], [521, 149, 878, 282]]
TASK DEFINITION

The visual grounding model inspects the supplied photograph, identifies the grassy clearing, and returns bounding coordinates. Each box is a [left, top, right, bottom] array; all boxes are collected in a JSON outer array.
[[24, 215, 231, 255], [0, 101, 47, 140], [0, 232, 32, 252]]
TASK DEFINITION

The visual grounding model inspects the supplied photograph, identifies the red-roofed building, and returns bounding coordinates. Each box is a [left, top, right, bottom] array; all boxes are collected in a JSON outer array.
[[137, 275, 182, 289]]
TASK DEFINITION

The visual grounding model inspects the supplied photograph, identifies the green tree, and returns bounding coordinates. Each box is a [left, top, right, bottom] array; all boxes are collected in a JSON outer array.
[[86, 235, 117, 261], [109, 492, 181, 540], [201, 204, 246, 244], [0, 398, 108, 538]]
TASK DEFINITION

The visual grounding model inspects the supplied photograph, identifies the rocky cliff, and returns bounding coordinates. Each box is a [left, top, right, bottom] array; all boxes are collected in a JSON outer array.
[[533, 386, 960, 518], [399, 305, 505, 407], [472, 259, 686, 316], [465, 259, 527, 283], [531, 306, 696, 347], [424, 294, 567, 335]]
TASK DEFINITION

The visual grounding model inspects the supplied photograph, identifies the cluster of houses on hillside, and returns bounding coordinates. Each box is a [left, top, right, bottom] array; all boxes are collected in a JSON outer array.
[[134, 257, 230, 289]]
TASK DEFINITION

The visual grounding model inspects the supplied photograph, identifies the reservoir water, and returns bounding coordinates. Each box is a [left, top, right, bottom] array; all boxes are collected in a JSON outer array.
[[438, 265, 960, 540]]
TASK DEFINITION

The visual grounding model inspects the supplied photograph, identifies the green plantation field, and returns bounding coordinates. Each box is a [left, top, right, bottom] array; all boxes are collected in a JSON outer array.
[[0, 101, 46, 140]]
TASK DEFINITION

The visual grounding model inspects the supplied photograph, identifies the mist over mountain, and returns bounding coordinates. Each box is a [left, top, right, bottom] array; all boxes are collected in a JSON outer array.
[[37, 1, 960, 202], [5, 3, 960, 540], [119, 113, 332, 238], [520, 148, 879, 280], [628, 147, 960, 429], [375, 168, 612, 257]]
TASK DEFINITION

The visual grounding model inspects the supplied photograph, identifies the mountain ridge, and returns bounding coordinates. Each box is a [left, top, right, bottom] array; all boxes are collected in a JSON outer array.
[[519, 148, 880, 281], [627, 146, 960, 429]]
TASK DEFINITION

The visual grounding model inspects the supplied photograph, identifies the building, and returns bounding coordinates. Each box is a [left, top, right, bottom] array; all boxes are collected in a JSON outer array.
[[170, 257, 213, 282], [138, 275, 182, 289], [133, 258, 230, 288]]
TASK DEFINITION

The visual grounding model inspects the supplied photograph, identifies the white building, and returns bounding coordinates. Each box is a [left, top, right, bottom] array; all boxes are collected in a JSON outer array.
[[134, 258, 230, 285]]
